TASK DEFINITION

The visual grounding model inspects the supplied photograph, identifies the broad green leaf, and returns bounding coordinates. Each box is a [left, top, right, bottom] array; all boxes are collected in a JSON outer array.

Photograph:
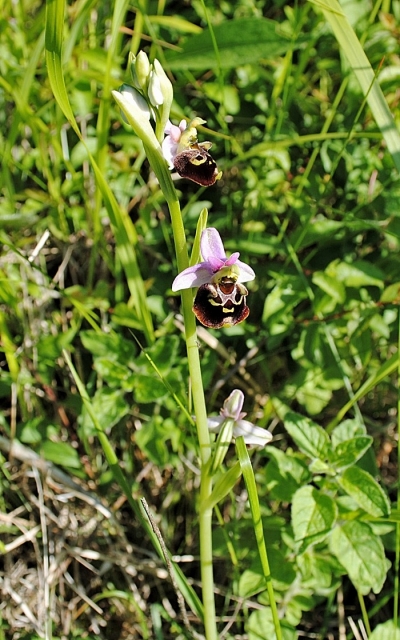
[[292, 486, 337, 549], [133, 374, 168, 403], [137, 335, 179, 375], [312, 271, 345, 303], [297, 552, 336, 591], [80, 330, 136, 363], [40, 440, 81, 469], [369, 621, 400, 640], [284, 412, 330, 460], [265, 448, 310, 501], [93, 358, 135, 389], [380, 281, 400, 303], [134, 416, 181, 465], [328, 260, 384, 288], [247, 608, 297, 640], [331, 419, 366, 447], [329, 520, 389, 594], [239, 549, 296, 597], [165, 18, 295, 70], [338, 467, 390, 517], [79, 388, 129, 435], [329, 436, 372, 470]]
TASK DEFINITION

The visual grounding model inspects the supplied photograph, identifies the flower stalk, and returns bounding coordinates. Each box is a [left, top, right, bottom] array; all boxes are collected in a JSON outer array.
[[112, 54, 218, 638]]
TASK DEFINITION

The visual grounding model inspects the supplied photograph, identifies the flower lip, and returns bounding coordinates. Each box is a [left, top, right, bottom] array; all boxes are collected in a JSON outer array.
[[172, 228, 255, 292], [162, 118, 221, 186]]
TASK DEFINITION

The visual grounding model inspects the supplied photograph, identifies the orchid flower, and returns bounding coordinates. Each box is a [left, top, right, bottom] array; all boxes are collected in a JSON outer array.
[[209, 390, 273, 448], [172, 228, 255, 328], [172, 228, 255, 291], [162, 118, 221, 186]]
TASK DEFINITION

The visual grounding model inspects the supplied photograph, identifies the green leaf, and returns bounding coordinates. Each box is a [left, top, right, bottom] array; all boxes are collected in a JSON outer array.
[[308, 0, 400, 171], [328, 260, 384, 288], [284, 412, 330, 460], [134, 416, 181, 465], [165, 18, 294, 70], [369, 621, 400, 640], [265, 448, 310, 502], [40, 440, 81, 469], [338, 467, 390, 517], [312, 271, 345, 303], [201, 462, 242, 512], [239, 549, 296, 597], [137, 335, 179, 375], [133, 374, 167, 403], [81, 331, 136, 363], [331, 419, 366, 446], [79, 388, 129, 435], [247, 608, 296, 640], [292, 486, 337, 550], [329, 436, 372, 470], [329, 520, 389, 594]]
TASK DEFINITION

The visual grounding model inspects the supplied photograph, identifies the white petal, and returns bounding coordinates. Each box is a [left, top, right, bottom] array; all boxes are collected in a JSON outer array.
[[233, 420, 272, 447], [148, 69, 163, 107], [207, 416, 225, 432], [236, 259, 256, 283]]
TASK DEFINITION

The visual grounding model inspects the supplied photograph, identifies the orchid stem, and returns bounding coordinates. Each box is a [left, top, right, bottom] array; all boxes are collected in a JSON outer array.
[[167, 197, 217, 639]]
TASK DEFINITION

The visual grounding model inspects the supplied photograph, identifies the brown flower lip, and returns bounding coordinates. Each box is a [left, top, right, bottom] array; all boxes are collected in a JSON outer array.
[[193, 277, 250, 328], [173, 143, 221, 187]]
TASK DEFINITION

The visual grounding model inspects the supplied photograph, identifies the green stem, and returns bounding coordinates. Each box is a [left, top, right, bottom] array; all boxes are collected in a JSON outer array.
[[167, 198, 217, 638]]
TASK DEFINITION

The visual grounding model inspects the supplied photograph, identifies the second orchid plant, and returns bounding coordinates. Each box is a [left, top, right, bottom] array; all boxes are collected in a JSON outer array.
[[112, 52, 274, 640]]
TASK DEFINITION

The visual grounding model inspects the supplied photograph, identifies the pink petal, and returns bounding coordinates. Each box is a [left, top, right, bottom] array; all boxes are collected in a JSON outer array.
[[225, 252, 240, 266], [201, 228, 226, 262], [172, 264, 213, 291], [221, 389, 245, 421]]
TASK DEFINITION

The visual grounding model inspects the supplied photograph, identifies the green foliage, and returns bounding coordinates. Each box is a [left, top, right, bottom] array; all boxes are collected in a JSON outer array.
[[0, 0, 399, 636]]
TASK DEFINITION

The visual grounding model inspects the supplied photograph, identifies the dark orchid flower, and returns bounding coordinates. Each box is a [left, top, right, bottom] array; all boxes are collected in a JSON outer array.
[[162, 118, 221, 187], [172, 228, 255, 328]]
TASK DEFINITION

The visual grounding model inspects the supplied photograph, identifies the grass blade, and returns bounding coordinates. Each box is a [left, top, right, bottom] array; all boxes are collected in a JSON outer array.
[[308, 0, 400, 171]]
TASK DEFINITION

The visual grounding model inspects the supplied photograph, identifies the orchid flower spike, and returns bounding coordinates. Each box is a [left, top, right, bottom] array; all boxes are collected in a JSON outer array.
[[208, 390, 273, 448], [172, 228, 255, 328], [112, 52, 173, 146], [162, 118, 221, 186]]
